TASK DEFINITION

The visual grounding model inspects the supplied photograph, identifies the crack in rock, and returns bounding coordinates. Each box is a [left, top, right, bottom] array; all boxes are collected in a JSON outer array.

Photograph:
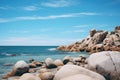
[[107, 52, 120, 79]]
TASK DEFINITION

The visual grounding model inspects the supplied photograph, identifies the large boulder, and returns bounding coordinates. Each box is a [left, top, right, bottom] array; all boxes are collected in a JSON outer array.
[[60, 74, 96, 80], [19, 73, 41, 80], [3, 60, 29, 79], [13, 60, 29, 76], [53, 65, 105, 80], [88, 51, 120, 80]]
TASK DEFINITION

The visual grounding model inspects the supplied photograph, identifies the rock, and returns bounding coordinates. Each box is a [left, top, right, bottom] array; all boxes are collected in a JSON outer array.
[[63, 59, 70, 65], [90, 29, 96, 37], [14, 60, 29, 76], [73, 57, 82, 65], [19, 73, 41, 80], [14, 60, 29, 69], [63, 56, 73, 61], [29, 63, 37, 68], [8, 76, 20, 80], [32, 61, 43, 67], [45, 58, 53, 66], [56, 26, 120, 53], [115, 26, 120, 33], [54, 59, 64, 66], [3, 72, 13, 79], [45, 58, 57, 69], [63, 56, 73, 65], [29, 58, 34, 63], [29, 68, 38, 73], [90, 44, 104, 53], [53, 65, 105, 80], [56, 46, 67, 51], [39, 68, 48, 73], [92, 31, 108, 44], [39, 72, 54, 80], [88, 51, 120, 80], [46, 64, 57, 69], [60, 74, 95, 80]]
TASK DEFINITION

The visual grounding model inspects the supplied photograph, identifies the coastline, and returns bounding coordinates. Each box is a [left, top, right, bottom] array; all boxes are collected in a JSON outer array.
[[2, 51, 120, 80]]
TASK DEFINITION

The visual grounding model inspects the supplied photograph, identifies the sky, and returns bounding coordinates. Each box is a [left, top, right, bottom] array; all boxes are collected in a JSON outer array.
[[0, 0, 120, 46]]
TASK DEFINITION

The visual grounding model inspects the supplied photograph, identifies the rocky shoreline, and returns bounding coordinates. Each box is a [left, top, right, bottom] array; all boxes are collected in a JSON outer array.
[[57, 26, 120, 53], [2, 51, 120, 80]]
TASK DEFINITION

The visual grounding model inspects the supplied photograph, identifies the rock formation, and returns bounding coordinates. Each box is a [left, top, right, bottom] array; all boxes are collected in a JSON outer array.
[[57, 26, 120, 53]]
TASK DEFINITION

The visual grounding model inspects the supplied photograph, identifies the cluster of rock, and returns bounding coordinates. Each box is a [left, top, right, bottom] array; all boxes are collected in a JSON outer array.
[[57, 26, 120, 53], [2, 51, 120, 80]]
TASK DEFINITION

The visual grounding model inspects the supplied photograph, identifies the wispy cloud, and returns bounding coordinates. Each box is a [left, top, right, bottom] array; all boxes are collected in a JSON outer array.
[[41, 0, 75, 7], [73, 24, 109, 28], [107, 0, 120, 5], [62, 29, 85, 34], [73, 25, 90, 28], [0, 12, 101, 23], [4, 37, 29, 42], [0, 7, 7, 10], [1, 36, 82, 45], [9, 30, 29, 34], [23, 6, 39, 11]]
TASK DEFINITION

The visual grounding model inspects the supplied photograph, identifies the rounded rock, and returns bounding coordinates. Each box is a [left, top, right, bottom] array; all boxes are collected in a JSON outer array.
[[19, 73, 41, 80], [54, 59, 64, 67], [88, 51, 120, 80]]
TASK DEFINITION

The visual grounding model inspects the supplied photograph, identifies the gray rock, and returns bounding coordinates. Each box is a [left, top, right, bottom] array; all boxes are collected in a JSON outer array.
[[88, 51, 120, 80], [54, 65, 105, 80]]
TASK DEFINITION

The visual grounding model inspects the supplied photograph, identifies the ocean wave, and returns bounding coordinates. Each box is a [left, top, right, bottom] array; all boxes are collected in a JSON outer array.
[[20, 53, 32, 56], [1, 53, 17, 56], [48, 48, 56, 51]]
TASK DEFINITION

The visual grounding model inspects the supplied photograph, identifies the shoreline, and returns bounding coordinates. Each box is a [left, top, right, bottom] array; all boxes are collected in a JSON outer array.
[[2, 51, 120, 80]]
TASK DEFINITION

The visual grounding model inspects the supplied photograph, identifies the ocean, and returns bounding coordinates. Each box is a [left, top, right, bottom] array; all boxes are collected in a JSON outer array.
[[0, 46, 89, 79]]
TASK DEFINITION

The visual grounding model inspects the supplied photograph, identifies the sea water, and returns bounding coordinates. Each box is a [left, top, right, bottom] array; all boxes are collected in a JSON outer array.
[[0, 46, 89, 79]]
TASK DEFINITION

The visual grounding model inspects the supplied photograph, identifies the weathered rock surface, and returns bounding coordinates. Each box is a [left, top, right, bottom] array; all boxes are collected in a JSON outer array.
[[13, 60, 29, 76], [54, 59, 64, 67], [88, 51, 120, 80], [39, 72, 54, 80], [3, 60, 29, 79], [19, 73, 41, 80], [57, 26, 120, 53], [54, 65, 106, 80]]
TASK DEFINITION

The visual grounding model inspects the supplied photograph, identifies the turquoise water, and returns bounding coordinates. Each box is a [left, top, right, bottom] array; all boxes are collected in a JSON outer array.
[[0, 46, 89, 79]]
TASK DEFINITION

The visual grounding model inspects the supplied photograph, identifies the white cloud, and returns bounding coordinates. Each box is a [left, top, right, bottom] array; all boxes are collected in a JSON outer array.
[[1, 36, 82, 46], [0, 12, 100, 23], [41, 0, 75, 7], [23, 6, 39, 11]]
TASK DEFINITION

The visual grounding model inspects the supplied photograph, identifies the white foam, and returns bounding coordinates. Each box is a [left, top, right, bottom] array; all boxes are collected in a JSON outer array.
[[48, 48, 56, 51]]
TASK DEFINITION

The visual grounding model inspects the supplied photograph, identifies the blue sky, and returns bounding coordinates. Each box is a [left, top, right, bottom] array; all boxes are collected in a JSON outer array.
[[0, 0, 120, 46]]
